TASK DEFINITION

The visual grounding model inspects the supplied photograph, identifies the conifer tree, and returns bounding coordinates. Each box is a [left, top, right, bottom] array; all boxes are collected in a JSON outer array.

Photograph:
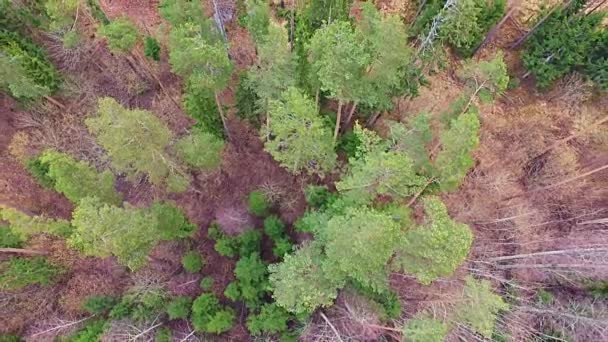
[[244, 0, 270, 44], [393, 197, 473, 285], [175, 129, 224, 170], [86, 97, 189, 192], [403, 314, 450, 342], [0, 206, 72, 239], [454, 276, 509, 337], [98, 17, 139, 53], [158, 0, 205, 26], [263, 87, 336, 176]]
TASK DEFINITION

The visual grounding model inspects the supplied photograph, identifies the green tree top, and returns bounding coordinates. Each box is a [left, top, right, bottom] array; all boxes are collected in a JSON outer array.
[[458, 52, 509, 101], [159, 0, 205, 26], [454, 276, 509, 338], [336, 124, 427, 204], [37, 150, 122, 205], [69, 197, 159, 270], [45, 0, 78, 30], [244, 0, 270, 44], [0, 206, 71, 240], [263, 87, 336, 176], [393, 197, 473, 285], [168, 22, 232, 93], [269, 242, 340, 314], [86, 97, 188, 191], [175, 129, 224, 170], [403, 314, 450, 342], [98, 17, 139, 53], [321, 206, 400, 291]]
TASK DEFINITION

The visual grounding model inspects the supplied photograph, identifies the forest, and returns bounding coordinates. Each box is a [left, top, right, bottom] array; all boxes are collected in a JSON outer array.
[[0, 0, 607, 341]]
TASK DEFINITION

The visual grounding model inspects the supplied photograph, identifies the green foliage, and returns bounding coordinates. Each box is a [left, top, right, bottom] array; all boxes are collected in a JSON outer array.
[[144, 36, 161, 61], [523, 4, 606, 89], [87, 97, 188, 192], [86, 0, 110, 25], [225, 253, 269, 309], [208, 224, 262, 258], [350, 280, 402, 320], [302, 0, 352, 32], [272, 237, 293, 259], [45, 0, 78, 30], [0, 30, 61, 99], [388, 114, 433, 174], [247, 303, 291, 336], [248, 190, 269, 216], [26, 157, 55, 188], [110, 284, 167, 322], [200, 276, 214, 291], [0, 0, 48, 32], [0, 226, 22, 248], [167, 296, 192, 319], [304, 185, 337, 209], [159, 0, 204, 26], [182, 251, 204, 273], [0, 335, 21, 342], [175, 129, 224, 170], [458, 52, 509, 100], [235, 72, 260, 125], [537, 289, 555, 305], [62, 30, 80, 49], [191, 293, 235, 334], [263, 215, 285, 240], [83, 295, 118, 314], [433, 106, 480, 192], [67, 320, 107, 342], [243, 0, 270, 44], [454, 276, 509, 338], [393, 197, 473, 285], [321, 206, 399, 291], [98, 17, 139, 53], [0, 257, 64, 290], [337, 130, 362, 159], [403, 315, 450, 342], [70, 197, 156, 270], [0, 206, 71, 239], [269, 242, 340, 314], [168, 22, 232, 94], [336, 124, 427, 203], [35, 150, 122, 205], [183, 81, 225, 139], [155, 327, 172, 342], [151, 202, 197, 240], [263, 87, 336, 176]]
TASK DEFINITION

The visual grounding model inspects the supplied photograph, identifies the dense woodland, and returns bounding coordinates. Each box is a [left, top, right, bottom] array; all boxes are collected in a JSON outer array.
[[0, 0, 607, 341]]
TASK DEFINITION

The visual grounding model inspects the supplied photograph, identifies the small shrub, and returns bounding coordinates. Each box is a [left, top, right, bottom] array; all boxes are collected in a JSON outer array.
[[182, 251, 204, 273], [248, 190, 269, 217], [167, 296, 192, 319], [235, 72, 260, 126], [110, 286, 167, 322], [226, 253, 269, 309], [200, 276, 214, 291], [272, 237, 293, 259], [208, 224, 238, 257], [151, 202, 197, 240], [191, 293, 235, 334], [246, 303, 291, 336], [98, 17, 138, 53], [0, 257, 64, 290], [62, 30, 80, 49], [83, 295, 118, 314], [536, 289, 554, 305], [144, 36, 161, 61], [68, 319, 107, 342], [263, 215, 285, 240], [155, 327, 172, 342], [236, 229, 262, 257], [0, 335, 21, 342], [0, 227, 22, 248], [26, 158, 55, 188]]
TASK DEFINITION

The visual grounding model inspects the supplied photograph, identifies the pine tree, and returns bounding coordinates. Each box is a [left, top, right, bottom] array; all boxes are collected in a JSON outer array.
[[263, 87, 336, 176], [98, 17, 139, 53], [268, 242, 340, 314], [393, 197, 473, 285], [336, 124, 427, 203], [0, 53, 50, 100], [175, 129, 224, 170], [321, 206, 400, 291], [37, 150, 122, 205], [454, 276, 509, 338], [86, 97, 189, 192], [308, 21, 369, 142]]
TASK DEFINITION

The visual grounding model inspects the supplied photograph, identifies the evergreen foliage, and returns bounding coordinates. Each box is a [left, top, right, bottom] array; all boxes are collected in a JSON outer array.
[[248, 190, 269, 216], [191, 293, 235, 334], [269, 242, 340, 314], [393, 197, 473, 285], [263, 87, 336, 176], [175, 129, 224, 170], [83, 295, 118, 315], [167, 296, 192, 319], [66, 320, 107, 342], [0, 206, 71, 239], [454, 276, 509, 337], [243, 0, 270, 44], [403, 315, 450, 342], [0, 227, 22, 248], [181, 250, 204, 273], [110, 284, 167, 322], [86, 97, 189, 192], [155, 327, 172, 342], [0, 257, 65, 290], [183, 81, 225, 138], [522, 1, 607, 89], [224, 253, 269, 309], [98, 17, 139, 53], [151, 202, 198, 240], [45, 0, 78, 30], [158, 0, 204, 26], [35, 150, 121, 205], [200, 276, 214, 291], [246, 303, 291, 336], [144, 36, 161, 61], [26, 157, 55, 188]]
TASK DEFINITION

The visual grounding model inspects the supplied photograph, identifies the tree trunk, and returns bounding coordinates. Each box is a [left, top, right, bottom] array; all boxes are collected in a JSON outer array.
[[333, 101, 343, 144], [0, 248, 48, 255], [474, 8, 515, 55], [344, 102, 358, 130], [214, 91, 230, 140]]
